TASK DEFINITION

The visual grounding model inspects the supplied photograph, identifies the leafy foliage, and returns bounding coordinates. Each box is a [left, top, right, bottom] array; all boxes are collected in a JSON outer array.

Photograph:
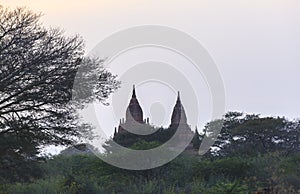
[[0, 6, 120, 182], [1, 152, 299, 193]]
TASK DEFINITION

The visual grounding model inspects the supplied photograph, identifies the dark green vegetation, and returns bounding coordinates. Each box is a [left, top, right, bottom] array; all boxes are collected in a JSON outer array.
[[1, 112, 299, 194], [1, 152, 299, 194]]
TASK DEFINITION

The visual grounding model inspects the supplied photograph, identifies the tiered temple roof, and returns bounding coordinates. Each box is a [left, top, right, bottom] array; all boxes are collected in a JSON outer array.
[[170, 91, 188, 128], [125, 85, 143, 124]]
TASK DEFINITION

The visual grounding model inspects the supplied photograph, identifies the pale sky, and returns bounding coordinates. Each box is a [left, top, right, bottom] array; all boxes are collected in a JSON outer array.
[[2, 1, 300, 136]]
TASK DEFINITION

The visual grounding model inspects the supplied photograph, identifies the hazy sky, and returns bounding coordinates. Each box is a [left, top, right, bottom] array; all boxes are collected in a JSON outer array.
[[2, 1, 300, 133]]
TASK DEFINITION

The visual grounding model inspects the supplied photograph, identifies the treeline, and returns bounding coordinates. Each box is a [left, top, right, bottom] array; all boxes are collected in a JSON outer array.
[[108, 111, 300, 157], [1, 112, 299, 193], [2, 153, 299, 194], [205, 112, 299, 157]]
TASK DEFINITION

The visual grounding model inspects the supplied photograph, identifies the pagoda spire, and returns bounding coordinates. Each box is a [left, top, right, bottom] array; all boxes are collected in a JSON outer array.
[[177, 91, 180, 100], [192, 126, 201, 149], [170, 91, 187, 127], [114, 127, 117, 136], [132, 85, 136, 98], [125, 85, 143, 123]]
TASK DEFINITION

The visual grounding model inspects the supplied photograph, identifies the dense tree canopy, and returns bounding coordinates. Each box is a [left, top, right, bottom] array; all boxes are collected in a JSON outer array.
[[204, 112, 300, 157]]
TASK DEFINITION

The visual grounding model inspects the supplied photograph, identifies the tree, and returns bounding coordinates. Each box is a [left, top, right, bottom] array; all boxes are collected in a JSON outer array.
[[232, 117, 286, 155], [281, 120, 300, 155], [203, 112, 246, 156], [204, 112, 293, 157], [0, 7, 119, 182]]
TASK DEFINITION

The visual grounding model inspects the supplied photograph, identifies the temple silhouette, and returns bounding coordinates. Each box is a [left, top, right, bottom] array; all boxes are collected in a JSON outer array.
[[112, 85, 202, 153]]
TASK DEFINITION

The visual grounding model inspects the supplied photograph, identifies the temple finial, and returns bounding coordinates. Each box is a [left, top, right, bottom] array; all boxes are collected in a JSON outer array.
[[177, 91, 180, 101], [132, 85, 136, 98]]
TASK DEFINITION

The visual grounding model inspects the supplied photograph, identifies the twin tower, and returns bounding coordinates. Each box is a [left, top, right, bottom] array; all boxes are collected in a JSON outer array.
[[114, 85, 191, 134]]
